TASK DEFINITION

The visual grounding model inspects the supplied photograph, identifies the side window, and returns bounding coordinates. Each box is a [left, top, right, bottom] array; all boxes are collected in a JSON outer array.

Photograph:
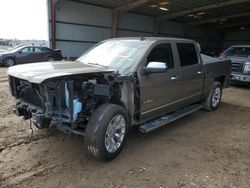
[[34, 47, 42, 52], [147, 43, 174, 69], [177, 43, 198, 66], [41, 47, 50, 52], [20, 47, 33, 53]]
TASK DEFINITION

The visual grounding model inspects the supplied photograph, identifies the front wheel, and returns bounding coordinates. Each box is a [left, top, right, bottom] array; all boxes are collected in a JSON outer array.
[[204, 81, 222, 111], [85, 104, 129, 161], [4, 58, 15, 67]]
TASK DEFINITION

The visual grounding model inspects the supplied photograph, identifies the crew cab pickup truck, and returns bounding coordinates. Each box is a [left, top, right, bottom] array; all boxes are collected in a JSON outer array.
[[220, 45, 250, 86], [8, 37, 231, 161]]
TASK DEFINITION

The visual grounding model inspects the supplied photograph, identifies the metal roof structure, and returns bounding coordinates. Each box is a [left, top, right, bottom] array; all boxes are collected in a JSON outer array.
[[49, 0, 250, 56], [68, 0, 250, 32]]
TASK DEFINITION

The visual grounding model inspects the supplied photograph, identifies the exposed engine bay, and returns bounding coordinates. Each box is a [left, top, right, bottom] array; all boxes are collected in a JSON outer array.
[[8, 73, 139, 135]]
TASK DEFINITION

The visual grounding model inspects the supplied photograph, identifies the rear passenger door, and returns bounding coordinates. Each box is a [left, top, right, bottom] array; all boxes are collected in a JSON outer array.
[[175, 42, 204, 104], [34, 47, 47, 62]]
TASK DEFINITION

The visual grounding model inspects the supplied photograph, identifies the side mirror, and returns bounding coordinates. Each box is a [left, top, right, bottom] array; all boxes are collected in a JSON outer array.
[[141, 62, 167, 74], [18, 51, 22, 54]]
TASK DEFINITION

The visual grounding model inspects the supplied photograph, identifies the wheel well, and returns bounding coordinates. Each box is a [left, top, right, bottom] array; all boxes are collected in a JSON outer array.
[[4, 57, 15, 62], [109, 97, 125, 108], [214, 76, 225, 87]]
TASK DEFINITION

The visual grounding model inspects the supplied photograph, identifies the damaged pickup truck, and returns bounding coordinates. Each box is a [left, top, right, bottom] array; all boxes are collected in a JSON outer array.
[[8, 37, 231, 161]]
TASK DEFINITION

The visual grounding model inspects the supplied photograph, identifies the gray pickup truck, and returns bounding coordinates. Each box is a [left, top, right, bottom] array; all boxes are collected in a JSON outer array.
[[221, 45, 250, 86], [8, 37, 231, 161]]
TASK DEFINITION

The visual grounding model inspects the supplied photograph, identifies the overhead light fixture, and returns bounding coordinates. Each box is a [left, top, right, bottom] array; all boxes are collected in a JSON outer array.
[[159, 7, 169, 11], [197, 12, 205, 16], [159, 1, 169, 6], [188, 14, 194, 17], [220, 18, 228, 22], [240, 27, 246, 30], [149, 4, 158, 8]]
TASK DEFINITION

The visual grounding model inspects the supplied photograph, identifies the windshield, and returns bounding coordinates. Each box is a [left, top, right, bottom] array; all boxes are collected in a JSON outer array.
[[8, 45, 25, 52], [77, 40, 151, 75], [225, 47, 250, 58]]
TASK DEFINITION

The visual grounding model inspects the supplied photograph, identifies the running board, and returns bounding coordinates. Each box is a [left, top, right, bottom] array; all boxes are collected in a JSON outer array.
[[139, 103, 202, 133]]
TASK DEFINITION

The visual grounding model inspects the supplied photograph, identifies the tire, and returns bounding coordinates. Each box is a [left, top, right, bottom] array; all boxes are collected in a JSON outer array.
[[204, 81, 222, 111], [85, 103, 129, 161], [4, 58, 15, 67]]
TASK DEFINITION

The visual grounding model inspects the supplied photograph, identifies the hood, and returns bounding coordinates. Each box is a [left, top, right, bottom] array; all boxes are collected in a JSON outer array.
[[227, 56, 250, 63], [8, 61, 115, 83], [0, 51, 10, 56]]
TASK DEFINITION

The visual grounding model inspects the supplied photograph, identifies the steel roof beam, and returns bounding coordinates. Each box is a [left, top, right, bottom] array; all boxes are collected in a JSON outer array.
[[157, 0, 250, 23], [114, 0, 152, 13], [190, 12, 250, 26], [112, 0, 153, 37], [218, 21, 250, 29]]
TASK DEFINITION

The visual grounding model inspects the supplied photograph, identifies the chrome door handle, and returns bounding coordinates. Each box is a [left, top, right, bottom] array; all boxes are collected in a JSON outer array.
[[171, 76, 178, 80], [197, 71, 203, 75]]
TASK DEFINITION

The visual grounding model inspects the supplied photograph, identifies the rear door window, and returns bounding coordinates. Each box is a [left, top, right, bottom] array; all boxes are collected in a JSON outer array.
[[35, 47, 42, 53], [177, 43, 198, 66]]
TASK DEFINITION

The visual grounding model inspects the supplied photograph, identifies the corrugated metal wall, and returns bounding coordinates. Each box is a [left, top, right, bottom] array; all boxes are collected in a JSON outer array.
[[50, 0, 222, 58], [223, 30, 250, 49]]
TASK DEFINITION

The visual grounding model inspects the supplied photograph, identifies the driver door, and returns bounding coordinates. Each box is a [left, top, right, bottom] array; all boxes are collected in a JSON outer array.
[[16, 47, 34, 64], [138, 43, 181, 121]]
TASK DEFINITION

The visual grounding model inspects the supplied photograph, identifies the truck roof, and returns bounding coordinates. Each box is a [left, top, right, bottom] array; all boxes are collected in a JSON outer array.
[[107, 37, 195, 43]]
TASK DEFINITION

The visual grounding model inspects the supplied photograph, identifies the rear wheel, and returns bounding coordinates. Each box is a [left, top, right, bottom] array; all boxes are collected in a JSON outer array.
[[204, 81, 222, 111], [4, 58, 15, 67], [85, 104, 129, 161]]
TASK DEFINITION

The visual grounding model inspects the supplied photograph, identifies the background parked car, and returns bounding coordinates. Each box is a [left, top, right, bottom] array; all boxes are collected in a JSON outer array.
[[0, 45, 62, 67], [220, 45, 250, 87]]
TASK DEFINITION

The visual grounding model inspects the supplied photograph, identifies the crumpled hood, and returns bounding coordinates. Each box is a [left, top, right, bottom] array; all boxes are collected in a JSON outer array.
[[8, 61, 115, 83]]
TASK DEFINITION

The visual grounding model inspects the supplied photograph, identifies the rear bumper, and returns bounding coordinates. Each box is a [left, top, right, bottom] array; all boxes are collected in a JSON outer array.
[[231, 73, 250, 83]]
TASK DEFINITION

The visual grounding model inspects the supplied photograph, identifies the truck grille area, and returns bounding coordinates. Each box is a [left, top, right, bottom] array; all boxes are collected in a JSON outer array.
[[231, 62, 244, 73]]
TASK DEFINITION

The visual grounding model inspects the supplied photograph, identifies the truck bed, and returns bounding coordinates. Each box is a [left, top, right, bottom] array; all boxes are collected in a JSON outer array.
[[202, 54, 231, 97]]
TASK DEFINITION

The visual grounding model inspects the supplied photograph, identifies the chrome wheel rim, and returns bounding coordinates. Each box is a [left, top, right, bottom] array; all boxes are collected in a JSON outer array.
[[6, 59, 14, 66], [212, 87, 221, 107], [105, 114, 126, 153]]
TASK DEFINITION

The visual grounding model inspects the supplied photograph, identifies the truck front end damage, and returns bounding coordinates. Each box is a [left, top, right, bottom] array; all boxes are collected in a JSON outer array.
[[8, 73, 137, 135]]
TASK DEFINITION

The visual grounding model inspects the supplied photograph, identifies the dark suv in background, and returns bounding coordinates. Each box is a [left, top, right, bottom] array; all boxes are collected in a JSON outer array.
[[0, 45, 62, 67], [220, 45, 250, 86]]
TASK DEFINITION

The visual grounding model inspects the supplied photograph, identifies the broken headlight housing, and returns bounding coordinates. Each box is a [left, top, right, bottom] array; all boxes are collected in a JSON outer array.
[[244, 63, 250, 74]]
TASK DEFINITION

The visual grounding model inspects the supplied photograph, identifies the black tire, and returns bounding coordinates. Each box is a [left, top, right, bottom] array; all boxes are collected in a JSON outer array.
[[4, 57, 15, 67], [204, 81, 222, 111], [85, 103, 129, 161]]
